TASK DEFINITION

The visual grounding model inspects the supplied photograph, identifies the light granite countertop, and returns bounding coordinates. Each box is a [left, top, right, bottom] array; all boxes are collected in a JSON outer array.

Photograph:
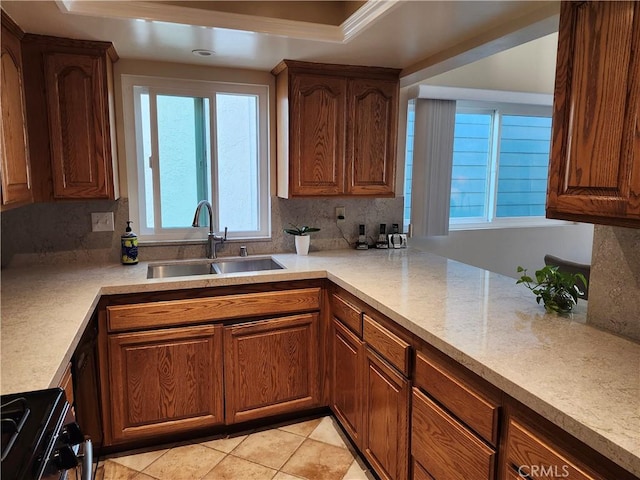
[[1, 249, 638, 475]]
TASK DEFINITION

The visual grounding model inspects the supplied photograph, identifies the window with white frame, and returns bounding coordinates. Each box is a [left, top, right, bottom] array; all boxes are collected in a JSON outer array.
[[122, 75, 270, 241], [450, 104, 552, 225], [405, 98, 554, 230]]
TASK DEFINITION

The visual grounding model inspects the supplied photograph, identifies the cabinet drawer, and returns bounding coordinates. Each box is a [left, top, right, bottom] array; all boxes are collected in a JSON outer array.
[[412, 388, 495, 480], [107, 288, 321, 332], [331, 293, 362, 335], [363, 315, 410, 376], [412, 460, 435, 480], [504, 467, 523, 480], [414, 350, 499, 446], [506, 419, 597, 480]]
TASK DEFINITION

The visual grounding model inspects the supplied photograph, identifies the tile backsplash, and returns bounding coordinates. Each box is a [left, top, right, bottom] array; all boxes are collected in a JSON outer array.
[[1, 196, 404, 267]]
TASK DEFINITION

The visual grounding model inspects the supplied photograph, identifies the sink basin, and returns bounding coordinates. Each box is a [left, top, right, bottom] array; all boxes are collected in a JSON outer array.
[[212, 257, 284, 274], [147, 261, 215, 279], [147, 256, 285, 279]]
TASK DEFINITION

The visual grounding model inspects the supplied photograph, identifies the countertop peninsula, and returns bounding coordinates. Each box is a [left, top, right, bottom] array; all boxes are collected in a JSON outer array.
[[1, 248, 638, 476]]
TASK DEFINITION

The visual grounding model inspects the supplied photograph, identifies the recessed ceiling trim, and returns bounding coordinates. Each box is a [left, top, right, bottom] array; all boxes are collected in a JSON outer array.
[[56, 0, 395, 43], [400, 1, 560, 87], [341, 0, 400, 42]]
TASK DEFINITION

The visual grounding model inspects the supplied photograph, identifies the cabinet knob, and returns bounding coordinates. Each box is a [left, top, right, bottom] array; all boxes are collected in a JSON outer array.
[[53, 445, 79, 470], [61, 422, 85, 445]]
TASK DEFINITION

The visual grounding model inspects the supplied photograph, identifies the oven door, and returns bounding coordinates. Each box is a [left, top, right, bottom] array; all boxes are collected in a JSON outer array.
[[40, 439, 92, 480], [40, 403, 93, 480]]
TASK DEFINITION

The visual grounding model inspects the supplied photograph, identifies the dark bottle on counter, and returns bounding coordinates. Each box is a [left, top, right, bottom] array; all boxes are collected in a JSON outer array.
[[356, 224, 368, 250], [376, 224, 388, 249]]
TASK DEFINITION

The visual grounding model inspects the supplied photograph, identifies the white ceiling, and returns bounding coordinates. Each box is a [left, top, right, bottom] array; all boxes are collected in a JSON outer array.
[[2, 1, 559, 85]]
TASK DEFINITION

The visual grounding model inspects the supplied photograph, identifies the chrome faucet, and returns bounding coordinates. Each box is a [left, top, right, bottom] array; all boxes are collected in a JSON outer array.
[[192, 200, 227, 259]]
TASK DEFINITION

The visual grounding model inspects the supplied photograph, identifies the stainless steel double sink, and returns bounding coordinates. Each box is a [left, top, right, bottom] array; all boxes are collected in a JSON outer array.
[[147, 256, 285, 279]]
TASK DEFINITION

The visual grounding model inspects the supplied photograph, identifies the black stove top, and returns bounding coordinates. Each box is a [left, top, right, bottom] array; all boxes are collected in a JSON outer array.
[[1, 388, 67, 480]]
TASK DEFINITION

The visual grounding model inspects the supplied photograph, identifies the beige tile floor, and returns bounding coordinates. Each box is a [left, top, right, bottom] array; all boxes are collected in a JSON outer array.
[[92, 416, 377, 480]]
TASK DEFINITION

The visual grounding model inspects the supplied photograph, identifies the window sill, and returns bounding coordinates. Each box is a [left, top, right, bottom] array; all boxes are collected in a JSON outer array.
[[449, 218, 577, 231], [138, 236, 273, 247]]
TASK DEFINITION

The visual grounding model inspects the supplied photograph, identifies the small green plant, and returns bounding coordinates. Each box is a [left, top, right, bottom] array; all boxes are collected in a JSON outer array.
[[283, 224, 320, 236], [516, 265, 587, 314]]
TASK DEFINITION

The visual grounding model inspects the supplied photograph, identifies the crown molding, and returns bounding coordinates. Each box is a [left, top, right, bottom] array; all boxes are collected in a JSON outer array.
[[56, 0, 398, 43]]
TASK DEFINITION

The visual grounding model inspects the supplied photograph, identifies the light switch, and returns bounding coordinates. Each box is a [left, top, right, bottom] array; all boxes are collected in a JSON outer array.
[[91, 212, 115, 232]]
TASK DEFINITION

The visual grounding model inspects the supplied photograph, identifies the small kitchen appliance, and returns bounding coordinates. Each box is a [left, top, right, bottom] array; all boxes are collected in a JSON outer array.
[[387, 224, 407, 249], [355, 224, 368, 250], [376, 224, 388, 249]]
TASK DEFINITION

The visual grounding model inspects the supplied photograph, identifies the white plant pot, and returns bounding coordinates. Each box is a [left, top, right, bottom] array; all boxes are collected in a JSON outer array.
[[295, 235, 310, 255]]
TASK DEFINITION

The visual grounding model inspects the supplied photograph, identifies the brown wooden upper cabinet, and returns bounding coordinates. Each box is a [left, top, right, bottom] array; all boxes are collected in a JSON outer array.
[[547, 1, 640, 228], [272, 60, 400, 198], [22, 34, 119, 201], [1, 12, 33, 210]]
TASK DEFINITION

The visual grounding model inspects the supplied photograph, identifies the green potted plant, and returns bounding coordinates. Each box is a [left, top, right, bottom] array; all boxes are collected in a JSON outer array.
[[284, 224, 320, 255], [516, 265, 588, 314]]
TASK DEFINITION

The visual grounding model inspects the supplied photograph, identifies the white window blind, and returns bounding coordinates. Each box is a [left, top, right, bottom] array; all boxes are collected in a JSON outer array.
[[405, 87, 556, 233], [409, 98, 456, 237]]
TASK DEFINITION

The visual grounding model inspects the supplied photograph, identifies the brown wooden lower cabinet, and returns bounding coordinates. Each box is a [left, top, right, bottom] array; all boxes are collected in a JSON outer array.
[[505, 419, 598, 480], [58, 362, 74, 407], [502, 403, 640, 480], [106, 324, 224, 444], [411, 387, 495, 480], [504, 467, 524, 480], [224, 313, 320, 424], [363, 348, 410, 480], [413, 460, 435, 480], [89, 282, 638, 480], [330, 317, 365, 448]]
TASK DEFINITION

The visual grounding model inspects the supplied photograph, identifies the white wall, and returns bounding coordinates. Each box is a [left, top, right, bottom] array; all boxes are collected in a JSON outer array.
[[425, 33, 558, 94], [410, 223, 594, 278], [406, 33, 595, 277]]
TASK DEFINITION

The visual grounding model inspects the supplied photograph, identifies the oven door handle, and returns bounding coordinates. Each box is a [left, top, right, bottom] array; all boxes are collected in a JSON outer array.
[[80, 439, 93, 480]]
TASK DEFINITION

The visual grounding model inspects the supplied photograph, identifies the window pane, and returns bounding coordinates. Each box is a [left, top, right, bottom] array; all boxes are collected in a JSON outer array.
[[138, 91, 154, 229], [404, 101, 415, 228], [157, 95, 209, 228], [450, 113, 492, 218], [216, 93, 259, 232], [496, 115, 551, 217]]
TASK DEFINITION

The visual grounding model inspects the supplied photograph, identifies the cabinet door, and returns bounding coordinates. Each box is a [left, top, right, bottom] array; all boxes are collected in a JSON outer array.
[[346, 78, 397, 196], [330, 318, 365, 449], [547, 1, 640, 227], [224, 313, 320, 424], [107, 324, 224, 444], [290, 74, 346, 196], [363, 348, 410, 480], [44, 52, 114, 199], [1, 20, 32, 209]]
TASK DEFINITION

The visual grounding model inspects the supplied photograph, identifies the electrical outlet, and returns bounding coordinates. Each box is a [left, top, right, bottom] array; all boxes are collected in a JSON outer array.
[[91, 212, 115, 232], [336, 206, 346, 224]]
